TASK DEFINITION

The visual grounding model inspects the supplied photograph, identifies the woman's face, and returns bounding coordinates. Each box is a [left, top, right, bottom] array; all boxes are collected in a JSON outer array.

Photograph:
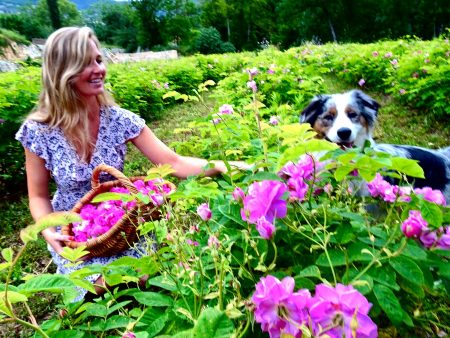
[[73, 39, 106, 100]]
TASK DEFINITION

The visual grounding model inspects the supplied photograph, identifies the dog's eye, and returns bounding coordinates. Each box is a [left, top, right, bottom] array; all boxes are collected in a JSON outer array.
[[348, 112, 358, 119]]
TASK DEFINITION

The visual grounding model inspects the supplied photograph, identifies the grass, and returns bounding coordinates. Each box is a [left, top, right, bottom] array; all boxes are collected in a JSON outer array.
[[2, 80, 449, 336]]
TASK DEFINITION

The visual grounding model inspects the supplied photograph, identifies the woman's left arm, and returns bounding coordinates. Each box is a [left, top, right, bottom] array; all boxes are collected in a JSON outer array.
[[132, 126, 237, 178]]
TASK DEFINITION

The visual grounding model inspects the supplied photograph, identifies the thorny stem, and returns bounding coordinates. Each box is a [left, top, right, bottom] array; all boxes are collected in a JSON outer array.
[[252, 92, 269, 166], [4, 244, 50, 338]]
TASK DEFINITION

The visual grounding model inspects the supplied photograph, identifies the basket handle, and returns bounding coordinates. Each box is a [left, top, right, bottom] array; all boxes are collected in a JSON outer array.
[[91, 164, 139, 194]]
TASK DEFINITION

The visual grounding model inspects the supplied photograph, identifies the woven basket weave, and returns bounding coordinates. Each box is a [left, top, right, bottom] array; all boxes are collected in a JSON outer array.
[[61, 164, 174, 258]]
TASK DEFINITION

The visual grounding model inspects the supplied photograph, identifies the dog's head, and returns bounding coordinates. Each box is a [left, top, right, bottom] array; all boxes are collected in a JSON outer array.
[[300, 90, 379, 148]]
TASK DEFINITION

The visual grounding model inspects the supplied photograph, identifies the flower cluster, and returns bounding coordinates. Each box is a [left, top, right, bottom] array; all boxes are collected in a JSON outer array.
[[240, 180, 288, 239], [401, 210, 450, 249], [252, 275, 378, 338], [367, 173, 446, 205], [278, 154, 323, 201], [367, 173, 449, 250], [72, 179, 172, 242]]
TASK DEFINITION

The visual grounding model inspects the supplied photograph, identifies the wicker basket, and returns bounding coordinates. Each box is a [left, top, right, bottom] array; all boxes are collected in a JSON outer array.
[[61, 164, 174, 258]]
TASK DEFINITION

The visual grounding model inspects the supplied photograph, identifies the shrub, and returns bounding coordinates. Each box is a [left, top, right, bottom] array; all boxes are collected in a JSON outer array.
[[194, 27, 226, 55]]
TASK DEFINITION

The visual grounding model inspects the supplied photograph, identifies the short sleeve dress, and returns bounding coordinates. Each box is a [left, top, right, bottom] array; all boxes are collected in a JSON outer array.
[[15, 105, 147, 301]]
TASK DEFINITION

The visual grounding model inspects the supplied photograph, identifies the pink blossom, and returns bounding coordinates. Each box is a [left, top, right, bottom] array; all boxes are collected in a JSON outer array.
[[255, 216, 276, 239], [269, 116, 279, 125], [232, 187, 245, 202], [218, 104, 234, 115], [436, 226, 450, 250], [420, 230, 438, 248], [384, 52, 393, 58], [399, 89, 406, 95], [278, 155, 318, 182], [390, 59, 398, 66], [186, 239, 199, 246], [241, 180, 288, 224], [208, 235, 220, 248], [72, 179, 173, 242], [372, 51, 379, 57], [358, 78, 365, 87], [212, 117, 221, 125], [309, 283, 377, 338], [248, 67, 259, 77], [287, 177, 309, 201], [197, 203, 212, 221], [122, 332, 136, 338], [247, 80, 257, 92], [414, 187, 446, 206], [252, 275, 311, 338], [401, 210, 427, 238]]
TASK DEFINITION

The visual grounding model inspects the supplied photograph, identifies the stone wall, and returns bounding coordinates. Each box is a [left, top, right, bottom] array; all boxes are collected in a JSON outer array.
[[0, 42, 179, 72]]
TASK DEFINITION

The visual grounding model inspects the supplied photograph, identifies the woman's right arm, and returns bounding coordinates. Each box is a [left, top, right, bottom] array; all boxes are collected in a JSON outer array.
[[25, 149, 72, 254]]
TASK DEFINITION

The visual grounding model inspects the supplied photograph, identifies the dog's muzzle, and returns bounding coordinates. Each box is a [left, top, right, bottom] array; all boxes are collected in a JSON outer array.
[[336, 128, 354, 149]]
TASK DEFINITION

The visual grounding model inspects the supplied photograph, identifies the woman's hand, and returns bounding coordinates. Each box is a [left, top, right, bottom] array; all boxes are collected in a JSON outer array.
[[41, 228, 73, 255]]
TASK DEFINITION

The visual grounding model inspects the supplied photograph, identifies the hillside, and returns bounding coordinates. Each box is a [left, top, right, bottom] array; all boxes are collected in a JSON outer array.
[[0, 0, 111, 13]]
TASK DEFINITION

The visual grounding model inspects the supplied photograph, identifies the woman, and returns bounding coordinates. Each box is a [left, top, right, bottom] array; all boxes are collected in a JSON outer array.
[[15, 26, 243, 302]]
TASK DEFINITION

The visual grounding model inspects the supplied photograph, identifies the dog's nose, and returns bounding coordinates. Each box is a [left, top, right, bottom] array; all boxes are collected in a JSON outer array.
[[337, 128, 352, 140]]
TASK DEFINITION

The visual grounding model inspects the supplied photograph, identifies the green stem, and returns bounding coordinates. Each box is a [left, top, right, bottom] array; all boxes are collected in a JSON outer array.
[[237, 311, 252, 338], [253, 92, 268, 166], [218, 257, 225, 311], [5, 245, 27, 318], [268, 239, 278, 270]]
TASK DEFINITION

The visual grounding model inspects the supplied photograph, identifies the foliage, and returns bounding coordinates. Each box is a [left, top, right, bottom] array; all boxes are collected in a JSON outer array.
[[0, 28, 29, 48], [193, 26, 234, 55], [0, 66, 40, 195], [1, 48, 449, 337]]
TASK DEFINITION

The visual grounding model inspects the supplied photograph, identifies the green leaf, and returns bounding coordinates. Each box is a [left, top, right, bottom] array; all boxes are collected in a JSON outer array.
[[20, 212, 81, 244], [389, 255, 424, 286], [144, 312, 168, 337], [92, 192, 134, 203], [1, 248, 13, 262], [278, 139, 337, 168], [59, 246, 89, 262], [192, 308, 234, 338], [0, 291, 28, 316], [367, 266, 400, 291], [17, 274, 78, 303], [148, 275, 178, 292], [146, 164, 177, 179], [250, 171, 283, 182], [419, 201, 443, 227], [299, 265, 322, 279], [390, 157, 424, 178], [316, 249, 347, 267], [85, 303, 108, 317], [133, 291, 173, 307], [373, 284, 409, 326], [162, 91, 181, 100]]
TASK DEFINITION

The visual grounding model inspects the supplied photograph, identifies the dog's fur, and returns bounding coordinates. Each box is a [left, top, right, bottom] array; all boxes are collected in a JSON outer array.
[[300, 89, 450, 203]]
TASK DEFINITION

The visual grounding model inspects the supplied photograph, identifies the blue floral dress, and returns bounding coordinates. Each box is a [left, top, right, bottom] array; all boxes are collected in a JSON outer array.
[[15, 106, 147, 301]]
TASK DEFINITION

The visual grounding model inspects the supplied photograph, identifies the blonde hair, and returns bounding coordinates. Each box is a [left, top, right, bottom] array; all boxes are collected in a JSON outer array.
[[29, 26, 115, 162]]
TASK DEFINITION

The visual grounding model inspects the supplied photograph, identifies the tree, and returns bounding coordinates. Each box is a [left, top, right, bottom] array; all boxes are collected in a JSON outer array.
[[84, 0, 139, 52], [33, 0, 83, 37], [46, 0, 62, 30], [131, 0, 168, 49]]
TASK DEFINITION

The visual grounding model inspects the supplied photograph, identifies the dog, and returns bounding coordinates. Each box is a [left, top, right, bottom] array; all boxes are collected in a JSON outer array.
[[300, 89, 450, 203]]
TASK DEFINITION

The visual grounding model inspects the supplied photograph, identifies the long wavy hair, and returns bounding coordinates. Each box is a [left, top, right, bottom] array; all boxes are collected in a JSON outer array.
[[29, 26, 115, 162]]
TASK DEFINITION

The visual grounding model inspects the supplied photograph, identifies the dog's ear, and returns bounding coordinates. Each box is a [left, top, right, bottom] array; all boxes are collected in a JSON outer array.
[[352, 90, 380, 126], [300, 95, 329, 124]]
